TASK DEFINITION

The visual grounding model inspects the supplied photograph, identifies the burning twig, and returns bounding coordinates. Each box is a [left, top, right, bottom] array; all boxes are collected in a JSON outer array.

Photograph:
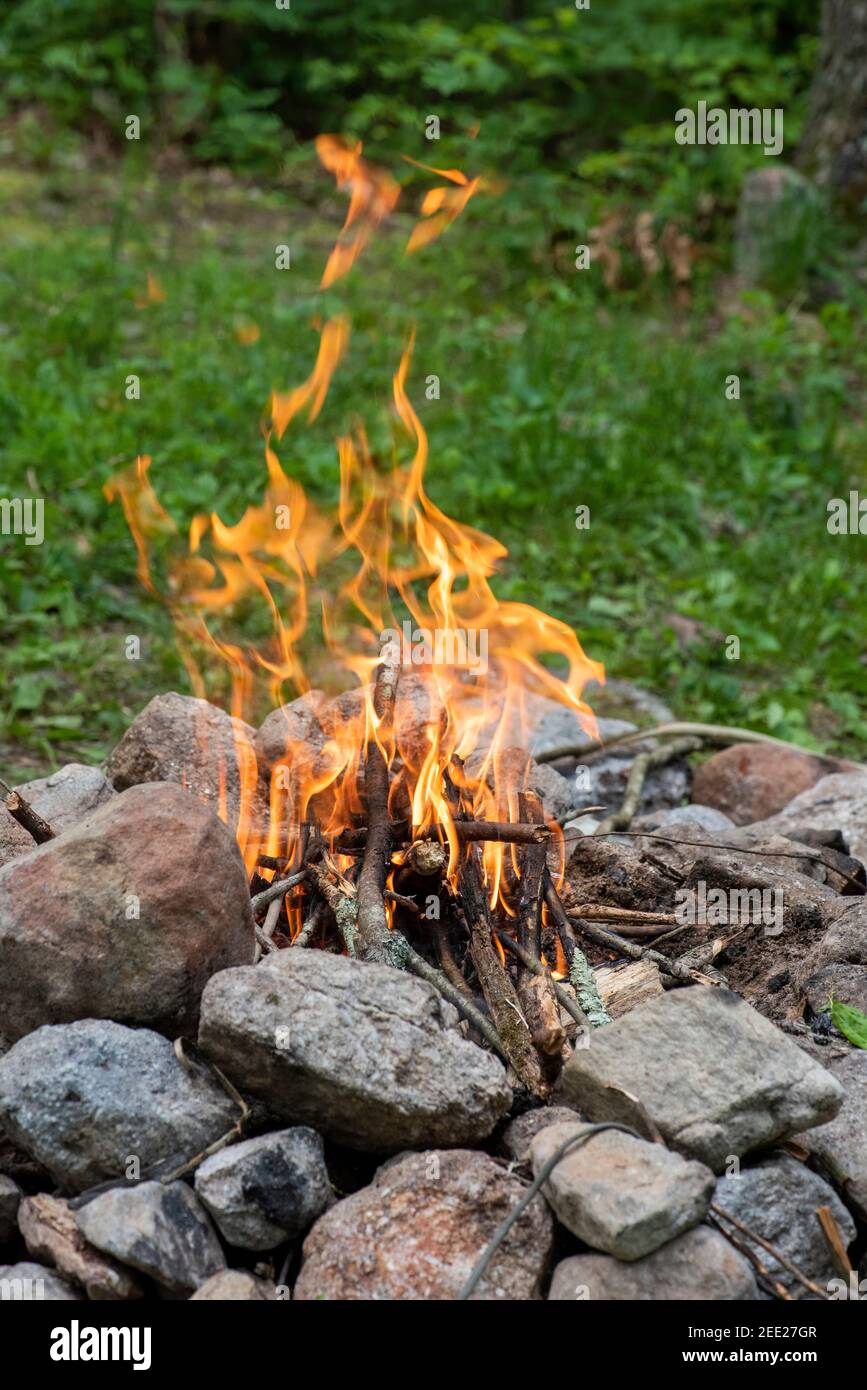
[[355, 653, 406, 967], [492, 929, 588, 1031], [460, 841, 545, 1097], [515, 790, 565, 1066], [337, 818, 557, 851], [249, 869, 308, 915], [0, 779, 55, 844]]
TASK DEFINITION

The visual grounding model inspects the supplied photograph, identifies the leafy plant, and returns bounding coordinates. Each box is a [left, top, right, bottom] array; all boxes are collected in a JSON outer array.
[[828, 998, 867, 1050]]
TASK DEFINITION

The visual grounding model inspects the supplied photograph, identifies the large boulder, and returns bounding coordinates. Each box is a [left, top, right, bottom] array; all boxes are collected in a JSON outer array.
[[0, 782, 254, 1041], [530, 1121, 714, 1261], [14, 764, 115, 834], [0, 1020, 239, 1192], [198, 949, 511, 1153], [104, 692, 258, 829], [548, 1227, 757, 1301], [294, 1150, 553, 1301], [692, 744, 843, 826], [556, 988, 843, 1171], [750, 772, 867, 867]]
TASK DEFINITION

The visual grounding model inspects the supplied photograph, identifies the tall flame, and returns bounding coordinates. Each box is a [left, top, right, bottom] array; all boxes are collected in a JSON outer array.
[[106, 138, 603, 905]]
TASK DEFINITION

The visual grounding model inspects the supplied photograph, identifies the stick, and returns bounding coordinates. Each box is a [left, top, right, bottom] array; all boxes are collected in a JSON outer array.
[[710, 1203, 829, 1300], [707, 1212, 792, 1301], [543, 876, 611, 1026], [493, 929, 588, 1030], [337, 819, 554, 850], [355, 654, 407, 967], [596, 736, 703, 833], [814, 1204, 854, 1279], [0, 781, 55, 843], [249, 869, 307, 915], [536, 721, 867, 772], [461, 841, 545, 1096], [515, 790, 565, 1062]]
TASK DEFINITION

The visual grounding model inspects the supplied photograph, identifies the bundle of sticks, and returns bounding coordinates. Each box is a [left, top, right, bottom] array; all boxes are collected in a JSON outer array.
[[246, 655, 627, 1099]]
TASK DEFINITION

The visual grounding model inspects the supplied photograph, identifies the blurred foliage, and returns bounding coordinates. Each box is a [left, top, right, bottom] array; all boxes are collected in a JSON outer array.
[[0, 0, 865, 777]]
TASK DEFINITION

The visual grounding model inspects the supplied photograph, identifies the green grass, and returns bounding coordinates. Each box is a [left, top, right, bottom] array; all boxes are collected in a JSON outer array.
[[1, 150, 866, 782]]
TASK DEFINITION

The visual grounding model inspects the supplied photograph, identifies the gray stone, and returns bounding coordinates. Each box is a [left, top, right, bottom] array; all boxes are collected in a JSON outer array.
[[104, 691, 258, 828], [0, 782, 254, 1041], [198, 950, 511, 1153], [295, 1149, 553, 1301], [464, 744, 579, 821], [585, 751, 690, 819], [548, 1227, 757, 1301], [633, 804, 737, 834], [556, 987, 843, 1171], [531, 1121, 714, 1260], [0, 1175, 22, 1245], [793, 1051, 867, 1221], [801, 964, 867, 1020], [77, 1182, 225, 1295], [714, 1155, 855, 1295], [18, 1193, 144, 1300], [800, 899, 867, 975], [195, 1127, 332, 1250], [501, 1106, 583, 1165], [0, 1261, 80, 1301], [14, 763, 115, 834], [191, 1270, 278, 1300], [583, 677, 675, 725], [0, 1020, 238, 1192], [0, 807, 35, 866], [735, 165, 820, 296], [751, 772, 867, 867]]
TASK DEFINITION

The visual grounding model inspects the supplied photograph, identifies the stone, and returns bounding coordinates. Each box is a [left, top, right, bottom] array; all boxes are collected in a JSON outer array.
[[0, 807, 34, 866], [104, 691, 258, 828], [464, 745, 576, 820], [734, 165, 820, 296], [0, 1261, 80, 1301], [583, 677, 675, 725], [0, 782, 254, 1041], [714, 1156, 855, 1295], [501, 1107, 583, 1165], [18, 1194, 143, 1300], [692, 744, 844, 827], [800, 964, 867, 1020], [0, 1020, 238, 1192], [799, 899, 867, 975], [751, 772, 867, 867], [190, 1270, 278, 1300], [0, 1175, 22, 1245], [632, 804, 737, 834], [294, 1150, 553, 1301], [556, 987, 843, 1171], [77, 1182, 225, 1296], [793, 1050, 867, 1221], [195, 1127, 332, 1250], [14, 763, 115, 834], [254, 690, 328, 776], [198, 949, 511, 1152], [530, 1121, 714, 1260], [548, 1227, 757, 1301]]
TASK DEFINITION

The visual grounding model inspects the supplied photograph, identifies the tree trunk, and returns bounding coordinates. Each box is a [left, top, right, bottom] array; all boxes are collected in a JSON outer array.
[[798, 0, 867, 208]]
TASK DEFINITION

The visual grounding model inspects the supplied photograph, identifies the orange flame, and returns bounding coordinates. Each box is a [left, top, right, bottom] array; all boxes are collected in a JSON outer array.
[[107, 139, 602, 903]]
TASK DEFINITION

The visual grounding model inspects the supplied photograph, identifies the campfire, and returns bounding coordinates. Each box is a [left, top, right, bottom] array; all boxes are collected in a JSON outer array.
[[95, 136, 612, 1097]]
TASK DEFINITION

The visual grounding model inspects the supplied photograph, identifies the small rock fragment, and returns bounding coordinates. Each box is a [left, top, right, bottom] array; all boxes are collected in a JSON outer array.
[[77, 1182, 225, 1296], [195, 1128, 332, 1250]]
